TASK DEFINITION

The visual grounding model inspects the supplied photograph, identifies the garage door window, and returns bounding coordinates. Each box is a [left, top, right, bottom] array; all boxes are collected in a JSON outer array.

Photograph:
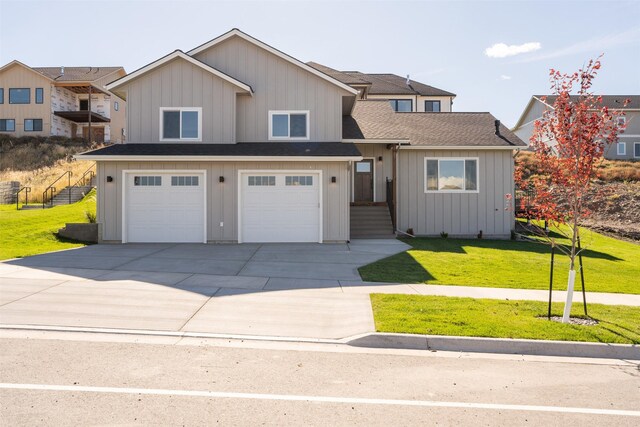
[[134, 176, 162, 186], [285, 176, 313, 186], [171, 176, 199, 186], [248, 176, 276, 186]]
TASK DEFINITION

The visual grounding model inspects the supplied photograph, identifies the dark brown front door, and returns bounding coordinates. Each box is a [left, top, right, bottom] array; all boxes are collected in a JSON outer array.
[[354, 159, 374, 202], [83, 126, 105, 143]]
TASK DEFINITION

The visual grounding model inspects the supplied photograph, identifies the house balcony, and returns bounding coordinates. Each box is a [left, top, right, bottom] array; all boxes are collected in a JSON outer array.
[[53, 110, 110, 123]]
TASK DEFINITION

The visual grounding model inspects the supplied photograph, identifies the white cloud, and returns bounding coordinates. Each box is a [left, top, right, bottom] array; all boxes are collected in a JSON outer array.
[[500, 75, 512, 80], [485, 42, 541, 58]]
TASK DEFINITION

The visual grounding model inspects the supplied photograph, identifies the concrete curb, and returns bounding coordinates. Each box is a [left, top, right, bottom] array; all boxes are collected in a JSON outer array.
[[346, 333, 640, 360]]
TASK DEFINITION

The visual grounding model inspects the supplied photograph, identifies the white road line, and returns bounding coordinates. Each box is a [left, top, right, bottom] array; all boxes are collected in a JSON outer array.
[[1, 383, 638, 417]]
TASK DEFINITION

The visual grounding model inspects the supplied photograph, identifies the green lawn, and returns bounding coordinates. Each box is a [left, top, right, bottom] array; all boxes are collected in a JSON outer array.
[[371, 294, 640, 344], [0, 191, 95, 260], [359, 231, 639, 294]]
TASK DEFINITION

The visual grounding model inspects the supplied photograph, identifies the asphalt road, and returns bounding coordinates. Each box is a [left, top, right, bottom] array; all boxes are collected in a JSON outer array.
[[0, 331, 638, 426]]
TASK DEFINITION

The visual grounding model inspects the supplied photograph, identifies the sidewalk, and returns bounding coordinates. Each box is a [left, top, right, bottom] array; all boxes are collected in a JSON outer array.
[[341, 282, 640, 306]]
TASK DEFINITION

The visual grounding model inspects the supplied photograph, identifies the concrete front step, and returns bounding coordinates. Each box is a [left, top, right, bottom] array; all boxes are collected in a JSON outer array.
[[350, 205, 394, 238]]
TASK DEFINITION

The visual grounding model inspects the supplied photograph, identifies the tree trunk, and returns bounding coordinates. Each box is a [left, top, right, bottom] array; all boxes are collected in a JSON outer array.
[[562, 269, 576, 323]]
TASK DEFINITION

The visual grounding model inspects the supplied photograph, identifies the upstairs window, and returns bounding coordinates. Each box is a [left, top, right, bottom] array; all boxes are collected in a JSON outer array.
[[35, 88, 44, 104], [425, 100, 441, 112], [389, 99, 412, 112], [9, 88, 30, 104], [79, 99, 89, 111], [160, 107, 202, 141], [114, 101, 119, 111], [425, 158, 478, 192], [269, 111, 309, 140], [0, 88, 4, 104]]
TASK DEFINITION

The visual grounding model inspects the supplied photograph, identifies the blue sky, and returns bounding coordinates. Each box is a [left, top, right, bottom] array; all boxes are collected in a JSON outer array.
[[1, 0, 638, 127]]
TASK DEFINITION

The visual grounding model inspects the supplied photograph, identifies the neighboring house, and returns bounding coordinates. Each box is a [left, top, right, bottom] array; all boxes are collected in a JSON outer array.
[[0, 60, 127, 143], [307, 62, 456, 112], [512, 95, 640, 160], [77, 28, 524, 244]]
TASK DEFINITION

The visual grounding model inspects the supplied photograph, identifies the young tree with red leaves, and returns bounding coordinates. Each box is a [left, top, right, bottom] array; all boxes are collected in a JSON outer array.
[[516, 57, 626, 323]]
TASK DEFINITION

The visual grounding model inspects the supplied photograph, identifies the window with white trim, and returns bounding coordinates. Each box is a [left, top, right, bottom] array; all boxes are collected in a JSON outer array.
[[171, 176, 199, 186], [425, 158, 478, 192], [114, 101, 119, 111], [617, 142, 626, 156], [134, 176, 162, 186], [160, 107, 202, 141], [616, 116, 626, 128], [634, 142, 640, 158], [248, 176, 276, 186], [269, 111, 309, 140], [285, 176, 313, 186]]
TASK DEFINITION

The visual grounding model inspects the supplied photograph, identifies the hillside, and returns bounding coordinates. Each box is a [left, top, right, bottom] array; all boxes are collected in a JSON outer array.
[[0, 136, 101, 203], [516, 152, 640, 241]]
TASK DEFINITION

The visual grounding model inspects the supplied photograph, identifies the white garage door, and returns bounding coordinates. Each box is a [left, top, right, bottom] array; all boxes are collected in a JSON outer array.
[[241, 172, 321, 243], [125, 172, 205, 243]]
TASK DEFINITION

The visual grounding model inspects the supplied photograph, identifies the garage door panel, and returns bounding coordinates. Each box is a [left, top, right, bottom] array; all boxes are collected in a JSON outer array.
[[241, 172, 320, 243], [126, 172, 205, 243]]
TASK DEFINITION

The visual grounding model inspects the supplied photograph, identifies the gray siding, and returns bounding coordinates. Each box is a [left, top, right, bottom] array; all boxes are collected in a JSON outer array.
[[354, 143, 393, 202], [397, 150, 515, 238], [97, 161, 349, 242], [121, 58, 241, 143], [193, 35, 347, 142]]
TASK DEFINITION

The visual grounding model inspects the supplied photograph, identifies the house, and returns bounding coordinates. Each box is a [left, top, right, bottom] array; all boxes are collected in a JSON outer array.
[[0, 60, 126, 143], [511, 95, 640, 160], [77, 28, 525, 244], [307, 62, 456, 112]]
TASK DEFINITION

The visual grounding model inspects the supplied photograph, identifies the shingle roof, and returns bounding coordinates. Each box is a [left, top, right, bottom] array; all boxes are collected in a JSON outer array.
[[344, 100, 525, 147], [33, 66, 123, 82], [345, 72, 455, 97], [537, 95, 640, 110], [306, 62, 455, 97], [78, 142, 362, 158], [306, 62, 371, 85]]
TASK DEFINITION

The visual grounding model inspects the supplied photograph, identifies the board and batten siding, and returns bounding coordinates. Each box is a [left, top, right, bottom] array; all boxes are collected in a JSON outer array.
[[121, 58, 241, 143], [96, 161, 349, 242], [192, 35, 348, 142], [396, 150, 515, 238]]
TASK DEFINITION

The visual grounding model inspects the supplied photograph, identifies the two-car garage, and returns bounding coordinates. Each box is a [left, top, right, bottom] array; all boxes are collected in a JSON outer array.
[[124, 170, 322, 243]]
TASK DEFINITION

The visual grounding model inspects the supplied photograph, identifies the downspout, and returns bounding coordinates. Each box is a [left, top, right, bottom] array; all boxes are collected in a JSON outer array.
[[88, 85, 92, 143], [393, 143, 399, 232]]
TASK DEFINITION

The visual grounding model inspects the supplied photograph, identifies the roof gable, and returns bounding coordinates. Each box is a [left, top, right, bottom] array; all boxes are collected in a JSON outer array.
[[187, 29, 358, 95], [105, 50, 253, 96], [0, 60, 54, 82]]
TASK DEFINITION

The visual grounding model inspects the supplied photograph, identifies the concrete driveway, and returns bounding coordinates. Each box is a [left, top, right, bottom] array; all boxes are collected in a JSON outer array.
[[0, 240, 410, 339]]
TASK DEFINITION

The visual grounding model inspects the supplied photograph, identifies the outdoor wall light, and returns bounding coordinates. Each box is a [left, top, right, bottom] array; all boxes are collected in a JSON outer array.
[[331, 176, 337, 183], [219, 176, 225, 183], [378, 156, 383, 162], [106, 176, 113, 182]]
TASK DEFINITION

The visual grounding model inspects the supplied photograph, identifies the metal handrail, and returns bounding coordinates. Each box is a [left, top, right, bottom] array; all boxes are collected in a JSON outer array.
[[42, 171, 71, 208], [16, 186, 31, 210], [69, 164, 96, 195]]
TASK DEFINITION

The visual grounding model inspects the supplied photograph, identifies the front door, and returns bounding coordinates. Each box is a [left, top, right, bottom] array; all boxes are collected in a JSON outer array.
[[83, 126, 105, 143], [354, 159, 374, 202]]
